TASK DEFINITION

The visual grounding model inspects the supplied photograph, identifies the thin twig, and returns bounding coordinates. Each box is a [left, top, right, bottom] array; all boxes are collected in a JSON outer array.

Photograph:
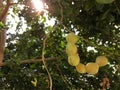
[[58, 2, 63, 23], [58, 1, 72, 33], [41, 24, 59, 90], [42, 37, 52, 90], [56, 64, 70, 89], [62, 24, 72, 33], [114, 1, 120, 15]]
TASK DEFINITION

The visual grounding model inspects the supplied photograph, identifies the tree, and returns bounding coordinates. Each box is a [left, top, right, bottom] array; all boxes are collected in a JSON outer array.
[[0, 0, 120, 90]]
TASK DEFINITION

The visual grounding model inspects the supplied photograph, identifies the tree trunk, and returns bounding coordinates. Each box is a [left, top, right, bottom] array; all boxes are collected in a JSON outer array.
[[0, 30, 6, 63], [0, 0, 10, 63]]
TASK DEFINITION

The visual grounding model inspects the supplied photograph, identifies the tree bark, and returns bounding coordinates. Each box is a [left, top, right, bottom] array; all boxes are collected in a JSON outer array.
[[0, 0, 10, 63], [0, 57, 58, 67], [0, 30, 6, 63]]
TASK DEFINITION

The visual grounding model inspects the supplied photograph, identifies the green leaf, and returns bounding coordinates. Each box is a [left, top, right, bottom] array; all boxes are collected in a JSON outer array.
[[0, 22, 4, 29]]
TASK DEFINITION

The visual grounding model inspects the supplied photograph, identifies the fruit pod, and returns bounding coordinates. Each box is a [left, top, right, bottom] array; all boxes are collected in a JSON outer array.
[[96, 56, 108, 67], [66, 43, 77, 55], [68, 54, 80, 66], [76, 63, 86, 74], [66, 32, 79, 44], [86, 62, 99, 74]]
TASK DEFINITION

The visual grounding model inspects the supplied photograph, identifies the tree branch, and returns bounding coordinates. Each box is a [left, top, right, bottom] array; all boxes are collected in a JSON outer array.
[[0, 0, 11, 22], [0, 57, 58, 67]]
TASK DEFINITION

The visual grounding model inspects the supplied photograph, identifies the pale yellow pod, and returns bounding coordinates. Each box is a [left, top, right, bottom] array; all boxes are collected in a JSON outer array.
[[96, 56, 108, 67], [66, 43, 77, 55], [66, 32, 79, 44], [68, 57, 73, 66], [86, 62, 99, 74], [68, 54, 80, 66], [76, 63, 86, 73]]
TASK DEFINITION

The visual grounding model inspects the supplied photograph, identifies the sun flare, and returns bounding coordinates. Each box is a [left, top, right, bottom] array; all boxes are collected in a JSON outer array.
[[32, 0, 44, 12]]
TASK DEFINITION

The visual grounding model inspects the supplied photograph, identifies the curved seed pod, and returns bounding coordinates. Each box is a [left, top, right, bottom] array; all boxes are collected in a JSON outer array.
[[68, 54, 80, 66], [66, 32, 79, 44], [76, 63, 86, 73], [86, 62, 99, 74], [66, 43, 77, 55], [96, 56, 108, 67]]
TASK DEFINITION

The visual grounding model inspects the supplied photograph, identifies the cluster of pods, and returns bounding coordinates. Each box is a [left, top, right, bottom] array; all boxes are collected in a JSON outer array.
[[66, 33, 108, 74]]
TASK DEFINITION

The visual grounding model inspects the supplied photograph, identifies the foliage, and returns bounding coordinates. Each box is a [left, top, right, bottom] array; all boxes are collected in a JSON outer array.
[[0, 0, 120, 90]]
